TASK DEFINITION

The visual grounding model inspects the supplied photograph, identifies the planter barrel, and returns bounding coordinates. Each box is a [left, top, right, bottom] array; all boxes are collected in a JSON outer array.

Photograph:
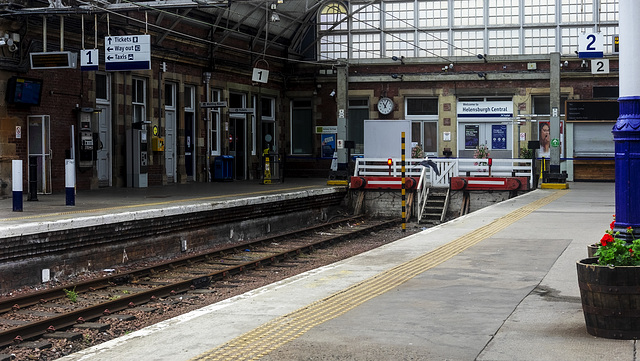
[[587, 243, 598, 258], [577, 258, 640, 339]]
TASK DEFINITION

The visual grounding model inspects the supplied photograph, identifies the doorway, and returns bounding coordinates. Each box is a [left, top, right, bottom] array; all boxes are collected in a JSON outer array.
[[165, 82, 177, 182], [229, 116, 245, 180], [96, 104, 112, 187], [28, 115, 52, 194]]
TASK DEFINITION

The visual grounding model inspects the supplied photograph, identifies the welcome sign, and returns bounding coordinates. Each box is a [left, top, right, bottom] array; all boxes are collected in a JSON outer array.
[[457, 101, 513, 119]]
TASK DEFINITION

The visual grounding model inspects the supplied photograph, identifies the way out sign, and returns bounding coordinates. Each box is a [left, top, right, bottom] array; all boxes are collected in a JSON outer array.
[[252, 68, 269, 83]]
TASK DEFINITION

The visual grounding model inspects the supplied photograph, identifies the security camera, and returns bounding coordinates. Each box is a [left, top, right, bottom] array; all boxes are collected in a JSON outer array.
[[329, 89, 336, 97]]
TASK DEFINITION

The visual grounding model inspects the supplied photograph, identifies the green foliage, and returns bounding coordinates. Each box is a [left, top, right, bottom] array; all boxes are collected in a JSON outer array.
[[519, 147, 534, 159], [63, 287, 78, 303], [596, 220, 640, 266]]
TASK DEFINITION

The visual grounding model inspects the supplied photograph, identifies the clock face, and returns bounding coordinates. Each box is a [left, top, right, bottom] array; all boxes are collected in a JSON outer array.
[[377, 97, 394, 115]]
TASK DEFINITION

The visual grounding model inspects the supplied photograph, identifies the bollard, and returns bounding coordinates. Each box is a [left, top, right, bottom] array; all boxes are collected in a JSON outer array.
[[12, 160, 22, 212], [28, 156, 38, 201], [65, 159, 75, 206]]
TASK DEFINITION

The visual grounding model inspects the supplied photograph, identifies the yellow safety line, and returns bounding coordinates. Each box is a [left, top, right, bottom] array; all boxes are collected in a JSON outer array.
[[190, 189, 570, 361], [0, 186, 322, 222]]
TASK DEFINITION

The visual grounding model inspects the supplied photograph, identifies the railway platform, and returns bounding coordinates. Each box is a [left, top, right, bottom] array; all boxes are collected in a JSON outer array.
[[35, 181, 621, 361], [0, 178, 334, 231], [1, 181, 627, 360]]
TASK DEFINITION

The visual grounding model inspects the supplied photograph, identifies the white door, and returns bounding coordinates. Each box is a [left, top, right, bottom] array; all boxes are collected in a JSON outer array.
[[165, 110, 176, 182], [27, 115, 52, 194], [165, 83, 177, 182], [96, 104, 112, 186]]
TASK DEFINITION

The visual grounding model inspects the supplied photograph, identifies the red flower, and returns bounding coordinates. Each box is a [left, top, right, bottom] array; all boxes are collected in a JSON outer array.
[[610, 220, 615, 230], [630, 249, 634, 254], [601, 233, 614, 247]]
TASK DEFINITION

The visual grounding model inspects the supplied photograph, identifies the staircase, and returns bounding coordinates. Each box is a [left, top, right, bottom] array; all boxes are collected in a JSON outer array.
[[417, 187, 450, 224]]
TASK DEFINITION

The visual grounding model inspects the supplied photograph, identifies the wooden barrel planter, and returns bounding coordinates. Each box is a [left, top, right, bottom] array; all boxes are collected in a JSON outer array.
[[577, 258, 640, 339], [587, 243, 599, 258]]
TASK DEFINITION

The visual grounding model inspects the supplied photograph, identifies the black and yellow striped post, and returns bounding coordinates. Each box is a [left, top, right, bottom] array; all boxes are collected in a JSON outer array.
[[401, 132, 406, 232]]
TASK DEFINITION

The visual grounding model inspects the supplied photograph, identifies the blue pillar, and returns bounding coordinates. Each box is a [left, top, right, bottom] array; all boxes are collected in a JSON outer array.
[[613, 1, 640, 240]]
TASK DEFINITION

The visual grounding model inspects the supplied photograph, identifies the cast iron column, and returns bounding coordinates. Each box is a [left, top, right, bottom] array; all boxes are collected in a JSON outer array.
[[613, 0, 640, 239]]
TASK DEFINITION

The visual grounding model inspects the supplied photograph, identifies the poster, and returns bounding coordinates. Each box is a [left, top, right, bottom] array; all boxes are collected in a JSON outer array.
[[491, 124, 507, 150], [465, 125, 479, 149], [321, 134, 336, 158]]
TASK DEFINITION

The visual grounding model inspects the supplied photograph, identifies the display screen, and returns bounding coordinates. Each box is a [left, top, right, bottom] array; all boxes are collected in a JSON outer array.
[[6, 76, 43, 105]]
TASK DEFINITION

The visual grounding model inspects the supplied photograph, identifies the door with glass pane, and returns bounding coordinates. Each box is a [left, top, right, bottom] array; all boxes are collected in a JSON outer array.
[[411, 121, 438, 157], [28, 115, 52, 194]]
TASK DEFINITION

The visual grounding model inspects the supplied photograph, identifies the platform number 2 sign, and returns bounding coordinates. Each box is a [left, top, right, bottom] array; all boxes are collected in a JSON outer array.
[[578, 33, 604, 58], [591, 59, 610, 75]]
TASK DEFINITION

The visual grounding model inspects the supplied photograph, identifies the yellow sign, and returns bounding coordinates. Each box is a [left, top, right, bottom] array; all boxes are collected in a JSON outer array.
[[151, 137, 165, 151]]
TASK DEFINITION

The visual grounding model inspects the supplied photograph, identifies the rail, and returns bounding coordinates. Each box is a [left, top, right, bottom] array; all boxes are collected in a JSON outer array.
[[354, 157, 533, 189], [355, 157, 533, 223]]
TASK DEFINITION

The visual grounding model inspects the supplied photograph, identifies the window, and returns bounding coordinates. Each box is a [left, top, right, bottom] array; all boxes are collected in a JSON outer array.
[[132, 77, 146, 123], [261, 97, 277, 153], [453, 0, 484, 27], [406, 98, 438, 156], [96, 73, 109, 101], [489, 0, 519, 26], [290, 100, 313, 155], [316, 0, 617, 59]]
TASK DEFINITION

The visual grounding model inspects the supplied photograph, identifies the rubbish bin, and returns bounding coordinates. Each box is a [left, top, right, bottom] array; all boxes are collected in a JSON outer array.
[[214, 155, 234, 181]]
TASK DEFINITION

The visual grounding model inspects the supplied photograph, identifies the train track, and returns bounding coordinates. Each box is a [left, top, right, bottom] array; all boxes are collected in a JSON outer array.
[[0, 216, 399, 350]]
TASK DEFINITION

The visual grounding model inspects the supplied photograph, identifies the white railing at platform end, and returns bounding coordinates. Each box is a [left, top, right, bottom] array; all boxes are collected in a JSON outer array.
[[353, 157, 533, 189]]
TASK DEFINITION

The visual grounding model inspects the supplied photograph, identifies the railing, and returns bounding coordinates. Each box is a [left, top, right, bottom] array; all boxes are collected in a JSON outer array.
[[353, 157, 533, 189], [353, 157, 533, 223]]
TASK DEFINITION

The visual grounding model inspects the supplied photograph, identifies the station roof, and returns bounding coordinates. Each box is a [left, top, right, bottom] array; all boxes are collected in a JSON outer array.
[[0, 0, 327, 61]]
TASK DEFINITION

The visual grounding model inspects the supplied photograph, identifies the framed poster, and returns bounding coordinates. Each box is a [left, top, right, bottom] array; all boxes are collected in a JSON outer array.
[[465, 124, 479, 149], [492, 124, 507, 150]]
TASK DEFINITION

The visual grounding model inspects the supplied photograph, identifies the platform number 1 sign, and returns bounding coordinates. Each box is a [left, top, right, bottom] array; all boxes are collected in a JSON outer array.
[[252, 68, 269, 84], [81, 49, 99, 71]]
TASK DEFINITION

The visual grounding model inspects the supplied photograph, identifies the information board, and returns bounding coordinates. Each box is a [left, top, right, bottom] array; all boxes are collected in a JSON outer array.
[[105, 35, 151, 71], [566, 100, 618, 121]]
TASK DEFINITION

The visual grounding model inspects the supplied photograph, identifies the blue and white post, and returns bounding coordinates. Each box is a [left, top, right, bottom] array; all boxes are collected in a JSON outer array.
[[12, 159, 22, 212], [613, 0, 640, 239], [65, 159, 75, 206]]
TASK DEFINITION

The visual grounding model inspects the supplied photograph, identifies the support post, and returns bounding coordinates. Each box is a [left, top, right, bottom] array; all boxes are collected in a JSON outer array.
[[12, 160, 22, 212], [614, 0, 640, 240], [65, 159, 75, 206], [401, 132, 406, 232]]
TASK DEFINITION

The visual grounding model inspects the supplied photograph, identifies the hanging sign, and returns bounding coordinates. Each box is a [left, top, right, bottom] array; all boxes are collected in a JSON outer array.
[[105, 35, 151, 71], [578, 33, 604, 58], [252, 68, 269, 83], [80, 49, 99, 71]]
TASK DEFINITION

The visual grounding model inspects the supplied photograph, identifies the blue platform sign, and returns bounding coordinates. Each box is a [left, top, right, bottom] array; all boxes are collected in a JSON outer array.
[[578, 33, 604, 58], [492, 124, 507, 150], [105, 35, 151, 71]]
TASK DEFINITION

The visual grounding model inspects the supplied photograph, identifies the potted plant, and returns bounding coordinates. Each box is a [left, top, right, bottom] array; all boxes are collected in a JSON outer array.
[[577, 217, 640, 339]]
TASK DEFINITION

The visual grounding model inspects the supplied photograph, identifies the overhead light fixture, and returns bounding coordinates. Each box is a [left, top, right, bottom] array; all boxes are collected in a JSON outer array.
[[270, 12, 280, 22], [391, 74, 403, 80], [330, 89, 336, 97], [270, 2, 277, 10], [477, 72, 486, 79], [477, 54, 487, 63], [391, 55, 405, 65]]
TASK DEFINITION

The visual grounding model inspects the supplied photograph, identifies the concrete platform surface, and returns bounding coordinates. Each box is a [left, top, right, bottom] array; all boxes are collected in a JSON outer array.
[[45, 182, 629, 361]]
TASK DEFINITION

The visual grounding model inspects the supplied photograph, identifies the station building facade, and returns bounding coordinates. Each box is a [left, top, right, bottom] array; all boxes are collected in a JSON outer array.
[[0, 0, 620, 194]]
